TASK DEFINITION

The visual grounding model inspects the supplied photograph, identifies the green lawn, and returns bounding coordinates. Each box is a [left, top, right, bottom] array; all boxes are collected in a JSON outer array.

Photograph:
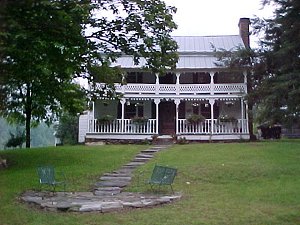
[[0, 140, 299, 225]]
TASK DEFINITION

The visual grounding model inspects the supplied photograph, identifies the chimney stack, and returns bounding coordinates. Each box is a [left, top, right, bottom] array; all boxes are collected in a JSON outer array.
[[238, 18, 250, 48]]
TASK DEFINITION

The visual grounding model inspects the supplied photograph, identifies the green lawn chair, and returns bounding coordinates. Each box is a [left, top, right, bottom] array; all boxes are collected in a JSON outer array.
[[148, 165, 177, 194], [37, 165, 66, 193]]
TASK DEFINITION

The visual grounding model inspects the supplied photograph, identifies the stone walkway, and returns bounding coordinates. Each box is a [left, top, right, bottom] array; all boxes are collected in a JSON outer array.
[[21, 145, 181, 212]]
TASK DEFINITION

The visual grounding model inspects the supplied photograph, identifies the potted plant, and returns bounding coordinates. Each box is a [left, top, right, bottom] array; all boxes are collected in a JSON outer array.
[[97, 115, 114, 124], [218, 115, 237, 123], [132, 116, 148, 125], [187, 114, 205, 124]]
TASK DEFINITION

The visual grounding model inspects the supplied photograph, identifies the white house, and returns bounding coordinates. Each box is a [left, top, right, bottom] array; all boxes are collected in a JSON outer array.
[[79, 18, 251, 143]]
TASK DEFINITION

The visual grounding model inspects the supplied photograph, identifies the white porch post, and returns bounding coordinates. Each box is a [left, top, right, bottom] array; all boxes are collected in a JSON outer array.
[[174, 99, 180, 134], [154, 99, 160, 134], [89, 101, 95, 132], [241, 98, 244, 133], [209, 99, 215, 134], [87, 102, 91, 132], [120, 98, 126, 133], [121, 73, 126, 94], [155, 73, 159, 95], [210, 72, 215, 95], [176, 73, 180, 95], [243, 70, 248, 93], [245, 100, 249, 133]]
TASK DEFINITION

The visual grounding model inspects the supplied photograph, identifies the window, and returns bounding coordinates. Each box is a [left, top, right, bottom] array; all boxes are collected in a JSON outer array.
[[126, 72, 143, 83], [124, 102, 144, 118]]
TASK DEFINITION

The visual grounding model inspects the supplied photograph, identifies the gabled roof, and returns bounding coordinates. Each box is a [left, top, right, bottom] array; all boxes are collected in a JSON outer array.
[[112, 35, 245, 70]]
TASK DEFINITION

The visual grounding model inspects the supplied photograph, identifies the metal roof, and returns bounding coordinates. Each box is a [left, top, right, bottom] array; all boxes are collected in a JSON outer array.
[[112, 35, 245, 70], [174, 35, 244, 53]]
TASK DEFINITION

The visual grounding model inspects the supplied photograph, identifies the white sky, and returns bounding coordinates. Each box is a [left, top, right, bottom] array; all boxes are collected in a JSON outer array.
[[163, 0, 275, 46]]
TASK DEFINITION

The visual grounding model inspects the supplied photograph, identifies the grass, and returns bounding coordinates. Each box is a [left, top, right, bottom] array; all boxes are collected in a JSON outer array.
[[1, 140, 300, 225]]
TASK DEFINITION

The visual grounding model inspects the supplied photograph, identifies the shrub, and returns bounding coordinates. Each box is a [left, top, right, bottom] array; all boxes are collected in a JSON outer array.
[[5, 131, 25, 149]]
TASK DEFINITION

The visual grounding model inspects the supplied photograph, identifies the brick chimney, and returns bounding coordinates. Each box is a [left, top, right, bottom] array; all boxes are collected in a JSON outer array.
[[238, 18, 250, 48]]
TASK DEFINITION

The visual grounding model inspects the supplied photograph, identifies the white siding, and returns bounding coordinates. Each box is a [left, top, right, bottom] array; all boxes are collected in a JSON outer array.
[[78, 114, 89, 143]]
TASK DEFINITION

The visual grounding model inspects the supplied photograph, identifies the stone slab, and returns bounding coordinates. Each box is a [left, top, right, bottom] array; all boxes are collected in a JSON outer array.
[[95, 181, 129, 187], [100, 176, 131, 181]]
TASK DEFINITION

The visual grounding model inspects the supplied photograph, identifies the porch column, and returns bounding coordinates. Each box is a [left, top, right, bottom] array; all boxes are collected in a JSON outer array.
[[90, 101, 95, 132], [209, 99, 215, 134], [121, 73, 126, 94], [210, 72, 215, 95], [245, 100, 249, 133], [241, 98, 244, 133], [154, 99, 160, 134], [155, 73, 159, 95], [176, 73, 180, 95], [87, 102, 91, 132], [120, 98, 126, 133], [243, 70, 248, 93], [174, 99, 180, 134]]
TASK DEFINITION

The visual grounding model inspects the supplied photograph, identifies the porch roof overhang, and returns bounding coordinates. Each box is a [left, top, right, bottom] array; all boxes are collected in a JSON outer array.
[[112, 55, 221, 70]]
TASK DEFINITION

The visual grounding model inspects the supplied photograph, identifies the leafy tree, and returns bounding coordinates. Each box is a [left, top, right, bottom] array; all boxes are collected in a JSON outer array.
[[251, 0, 300, 127], [216, 0, 300, 133], [54, 113, 79, 145], [0, 0, 178, 148]]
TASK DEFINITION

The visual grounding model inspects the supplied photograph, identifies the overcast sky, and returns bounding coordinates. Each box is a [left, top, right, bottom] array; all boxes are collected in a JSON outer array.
[[163, 0, 275, 46]]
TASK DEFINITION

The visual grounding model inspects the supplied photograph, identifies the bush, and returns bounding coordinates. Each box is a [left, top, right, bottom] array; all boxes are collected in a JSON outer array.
[[5, 130, 25, 149]]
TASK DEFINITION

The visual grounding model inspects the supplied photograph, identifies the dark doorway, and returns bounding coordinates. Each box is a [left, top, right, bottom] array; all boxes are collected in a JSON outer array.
[[159, 102, 175, 134]]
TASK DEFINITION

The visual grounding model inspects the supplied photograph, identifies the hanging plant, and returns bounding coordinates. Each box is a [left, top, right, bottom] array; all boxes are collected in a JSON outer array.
[[187, 114, 205, 124], [132, 116, 148, 124], [218, 115, 237, 123], [97, 115, 114, 124]]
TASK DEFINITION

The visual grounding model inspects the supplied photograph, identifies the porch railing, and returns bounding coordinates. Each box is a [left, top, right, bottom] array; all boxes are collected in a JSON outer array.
[[89, 118, 248, 135], [178, 119, 248, 134], [113, 83, 246, 95], [89, 119, 157, 134]]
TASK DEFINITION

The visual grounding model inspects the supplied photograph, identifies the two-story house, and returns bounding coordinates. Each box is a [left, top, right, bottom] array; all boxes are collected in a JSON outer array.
[[79, 18, 251, 143]]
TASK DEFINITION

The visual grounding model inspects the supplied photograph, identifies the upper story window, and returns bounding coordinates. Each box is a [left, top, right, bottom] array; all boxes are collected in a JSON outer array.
[[180, 72, 210, 84], [126, 72, 143, 83], [159, 73, 176, 84], [214, 72, 243, 84]]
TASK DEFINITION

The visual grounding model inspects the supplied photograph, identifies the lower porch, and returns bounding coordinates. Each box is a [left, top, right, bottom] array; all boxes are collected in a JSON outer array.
[[85, 118, 249, 141], [79, 97, 250, 142]]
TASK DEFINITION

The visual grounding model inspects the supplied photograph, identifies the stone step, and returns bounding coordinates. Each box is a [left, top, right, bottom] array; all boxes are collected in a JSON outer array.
[[132, 157, 151, 162], [94, 187, 122, 196], [114, 168, 135, 173], [95, 181, 130, 188], [100, 176, 131, 181], [125, 162, 145, 166], [141, 149, 158, 154], [102, 172, 132, 177], [121, 165, 139, 169], [136, 153, 154, 158]]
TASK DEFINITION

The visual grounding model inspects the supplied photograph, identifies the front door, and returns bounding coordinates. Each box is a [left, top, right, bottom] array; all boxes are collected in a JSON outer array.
[[159, 102, 175, 134]]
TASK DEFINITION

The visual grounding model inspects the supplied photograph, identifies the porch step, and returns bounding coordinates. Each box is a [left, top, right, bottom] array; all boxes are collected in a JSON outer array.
[[154, 138, 174, 145]]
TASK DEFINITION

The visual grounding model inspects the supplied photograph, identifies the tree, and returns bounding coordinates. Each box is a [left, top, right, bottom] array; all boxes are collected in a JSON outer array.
[[216, 0, 300, 132], [0, 0, 178, 148], [251, 0, 300, 127], [54, 113, 79, 145]]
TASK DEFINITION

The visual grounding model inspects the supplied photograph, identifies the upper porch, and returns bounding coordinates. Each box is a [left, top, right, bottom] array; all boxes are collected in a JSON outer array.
[[97, 71, 247, 97]]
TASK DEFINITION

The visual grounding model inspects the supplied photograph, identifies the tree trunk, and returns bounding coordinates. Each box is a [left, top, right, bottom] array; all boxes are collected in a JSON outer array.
[[25, 85, 32, 148], [25, 110, 31, 148]]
